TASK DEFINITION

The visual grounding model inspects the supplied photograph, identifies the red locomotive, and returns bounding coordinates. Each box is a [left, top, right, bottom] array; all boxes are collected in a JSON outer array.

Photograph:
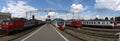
[[0, 17, 43, 35]]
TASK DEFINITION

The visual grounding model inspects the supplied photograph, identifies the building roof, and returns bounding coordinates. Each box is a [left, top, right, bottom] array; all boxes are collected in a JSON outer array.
[[0, 12, 11, 15]]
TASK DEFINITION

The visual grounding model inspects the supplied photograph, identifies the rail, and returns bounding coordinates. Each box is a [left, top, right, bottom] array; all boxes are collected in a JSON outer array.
[[65, 26, 118, 41]]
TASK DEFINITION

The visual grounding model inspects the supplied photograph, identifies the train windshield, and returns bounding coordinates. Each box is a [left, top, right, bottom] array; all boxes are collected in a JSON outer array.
[[57, 19, 64, 26], [2, 20, 9, 25]]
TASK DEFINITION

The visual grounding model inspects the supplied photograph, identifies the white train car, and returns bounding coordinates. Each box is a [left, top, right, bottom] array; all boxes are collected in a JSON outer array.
[[82, 20, 120, 29], [52, 18, 65, 30]]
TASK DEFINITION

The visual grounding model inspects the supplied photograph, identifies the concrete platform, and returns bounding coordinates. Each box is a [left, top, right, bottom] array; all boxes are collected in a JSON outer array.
[[19, 24, 68, 41]]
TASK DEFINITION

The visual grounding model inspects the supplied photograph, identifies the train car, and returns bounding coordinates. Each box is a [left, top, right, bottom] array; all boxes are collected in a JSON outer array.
[[65, 19, 120, 29], [116, 21, 120, 27], [52, 18, 65, 30], [65, 19, 82, 28], [82, 20, 120, 29], [0, 18, 43, 35], [65, 20, 72, 26], [36, 20, 45, 25], [1, 18, 26, 35]]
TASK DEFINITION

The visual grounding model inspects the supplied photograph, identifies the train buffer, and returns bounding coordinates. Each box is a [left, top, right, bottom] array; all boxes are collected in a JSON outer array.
[[15, 24, 69, 41]]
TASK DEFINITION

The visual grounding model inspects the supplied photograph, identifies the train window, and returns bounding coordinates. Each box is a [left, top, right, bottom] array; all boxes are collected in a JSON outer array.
[[91, 21, 92, 24], [91, 21, 93, 24], [108, 22, 110, 24], [94, 22, 96, 24], [84, 21, 85, 24], [2, 20, 9, 25], [86, 21, 88, 24], [107, 22, 109, 24], [84, 21, 86, 24], [92, 22, 93, 24], [88, 21, 89, 24], [102, 22, 105, 24], [104, 22, 106, 24], [87, 21, 89, 24], [89, 21, 91, 24], [88, 21, 90, 24], [92, 22, 94, 24], [98, 22, 100, 24], [83, 22, 85, 24], [110, 22, 113, 24], [106, 22, 110, 24], [90, 21, 92, 24], [57, 19, 64, 26]]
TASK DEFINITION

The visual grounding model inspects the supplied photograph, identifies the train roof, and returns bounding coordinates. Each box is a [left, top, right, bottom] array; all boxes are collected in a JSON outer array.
[[2, 18, 27, 21], [82, 20, 113, 21], [65, 19, 115, 22], [52, 18, 64, 21], [11, 18, 27, 21]]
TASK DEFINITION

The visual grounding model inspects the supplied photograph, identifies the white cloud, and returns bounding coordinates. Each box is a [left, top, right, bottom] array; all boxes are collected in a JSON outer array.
[[48, 12, 72, 20], [1, 1, 37, 18], [48, 12, 55, 16], [59, 3, 84, 20], [96, 15, 100, 18], [1, 7, 7, 12], [95, 0, 120, 11], [116, 5, 120, 11], [60, 13, 72, 20], [71, 3, 83, 13], [35, 15, 46, 21]]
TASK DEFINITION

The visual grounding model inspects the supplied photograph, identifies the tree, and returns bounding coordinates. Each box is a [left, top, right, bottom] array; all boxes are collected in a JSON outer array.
[[110, 17, 114, 21], [115, 16, 120, 21], [95, 17, 99, 20], [105, 17, 109, 20]]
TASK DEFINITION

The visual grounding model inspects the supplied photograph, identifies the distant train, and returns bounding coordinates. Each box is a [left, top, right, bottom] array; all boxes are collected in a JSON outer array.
[[46, 18, 51, 24], [82, 20, 120, 28], [52, 18, 65, 30], [65, 19, 120, 29], [0, 18, 45, 35]]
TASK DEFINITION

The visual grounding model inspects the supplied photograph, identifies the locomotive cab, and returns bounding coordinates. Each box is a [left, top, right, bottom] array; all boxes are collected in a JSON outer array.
[[0, 19, 13, 35], [1, 19, 13, 29], [56, 19, 65, 30]]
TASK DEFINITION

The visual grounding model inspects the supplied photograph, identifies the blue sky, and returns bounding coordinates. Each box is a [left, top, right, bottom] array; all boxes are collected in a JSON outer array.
[[0, 0, 120, 20]]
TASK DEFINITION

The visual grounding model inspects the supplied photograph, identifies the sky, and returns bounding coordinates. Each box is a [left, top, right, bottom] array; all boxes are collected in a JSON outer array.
[[0, 0, 120, 20]]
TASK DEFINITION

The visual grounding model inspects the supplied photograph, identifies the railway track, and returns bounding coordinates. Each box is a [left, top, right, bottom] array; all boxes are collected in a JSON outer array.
[[64, 26, 118, 41], [82, 27, 120, 33], [63, 29, 86, 41]]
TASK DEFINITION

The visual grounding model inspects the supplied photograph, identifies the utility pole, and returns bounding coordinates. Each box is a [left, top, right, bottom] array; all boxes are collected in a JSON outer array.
[[72, 12, 74, 19], [26, 12, 27, 19]]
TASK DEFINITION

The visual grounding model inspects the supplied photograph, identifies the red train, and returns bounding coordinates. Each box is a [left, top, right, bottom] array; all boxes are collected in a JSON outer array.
[[65, 19, 82, 30], [0, 18, 44, 35], [66, 19, 82, 26], [65, 19, 120, 29]]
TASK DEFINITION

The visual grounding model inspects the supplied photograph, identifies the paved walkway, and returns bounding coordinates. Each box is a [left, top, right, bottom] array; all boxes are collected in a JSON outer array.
[[21, 24, 68, 41]]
